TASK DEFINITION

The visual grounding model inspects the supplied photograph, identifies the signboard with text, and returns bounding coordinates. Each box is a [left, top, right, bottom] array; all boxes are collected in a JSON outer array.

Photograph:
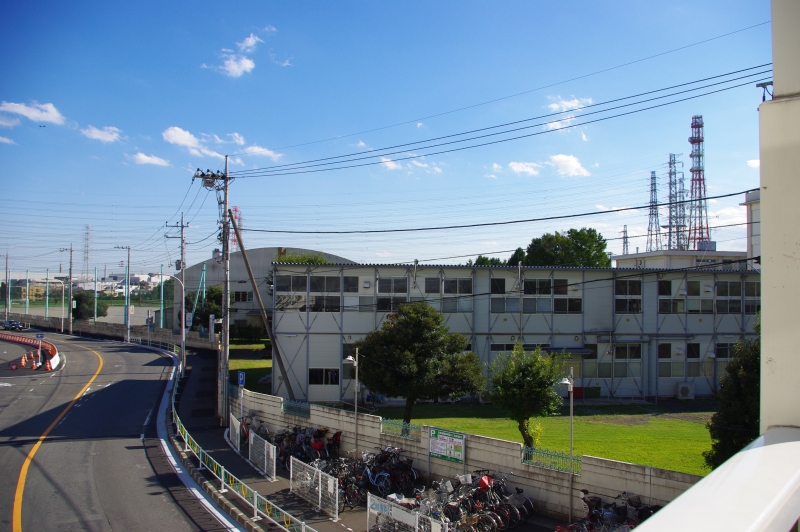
[[429, 428, 465, 463]]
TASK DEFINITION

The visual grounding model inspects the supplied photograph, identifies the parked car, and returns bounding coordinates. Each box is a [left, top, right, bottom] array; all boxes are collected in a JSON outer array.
[[2, 320, 23, 331]]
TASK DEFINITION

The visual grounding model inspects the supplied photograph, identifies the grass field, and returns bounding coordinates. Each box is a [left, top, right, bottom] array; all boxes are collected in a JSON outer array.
[[228, 356, 272, 395], [375, 401, 714, 476]]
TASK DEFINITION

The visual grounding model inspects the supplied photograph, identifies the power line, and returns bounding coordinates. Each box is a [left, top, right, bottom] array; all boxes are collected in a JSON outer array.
[[232, 65, 771, 176], [242, 189, 755, 235], [233, 77, 770, 179], [263, 21, 770, 152]]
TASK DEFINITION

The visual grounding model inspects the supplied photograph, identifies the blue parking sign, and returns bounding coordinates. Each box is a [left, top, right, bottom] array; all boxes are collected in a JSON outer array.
[[35, 333, 45, 339], [238, 371, 245, 386]]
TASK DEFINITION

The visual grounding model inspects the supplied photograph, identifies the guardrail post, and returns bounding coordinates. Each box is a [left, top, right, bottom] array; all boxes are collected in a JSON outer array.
[[220, 466, 229, 493], [317, 470, 322, 512], [198, 450, 204, 470], [253, 491, 262, 521]]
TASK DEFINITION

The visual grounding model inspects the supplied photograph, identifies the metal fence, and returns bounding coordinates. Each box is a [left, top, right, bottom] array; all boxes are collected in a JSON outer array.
[[249, 430, 277, 481], [129, 337, 180, 354], [381, 419, 422, 441], [367, 492, 449, 532], [521, 446, 582, 475], [171, 368, 319, 531], [282, 399, 311, 418], [229, 413, 241, 453], [289, 456, 339, 521]]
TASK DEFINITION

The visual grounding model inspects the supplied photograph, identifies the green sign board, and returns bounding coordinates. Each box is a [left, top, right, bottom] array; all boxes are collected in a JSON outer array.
[[429, 428, 465, 463]]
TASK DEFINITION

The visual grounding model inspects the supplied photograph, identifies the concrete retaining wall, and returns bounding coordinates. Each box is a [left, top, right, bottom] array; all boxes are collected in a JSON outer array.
[[230, 390, 702, 521]]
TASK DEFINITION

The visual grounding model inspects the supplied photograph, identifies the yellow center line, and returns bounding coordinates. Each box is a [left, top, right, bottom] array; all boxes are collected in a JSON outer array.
[[12, 342, 104, 532]]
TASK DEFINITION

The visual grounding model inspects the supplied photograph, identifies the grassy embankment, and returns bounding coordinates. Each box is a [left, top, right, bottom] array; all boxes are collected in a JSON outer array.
[[228, 339, 273, 395]]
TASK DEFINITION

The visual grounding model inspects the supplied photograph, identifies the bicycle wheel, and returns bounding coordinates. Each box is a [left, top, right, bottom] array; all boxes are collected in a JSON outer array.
[[502, 504, 521, 529], [477, 514, 498, 532], [492, 508, 510, 530], [338, 488, 346, 513]]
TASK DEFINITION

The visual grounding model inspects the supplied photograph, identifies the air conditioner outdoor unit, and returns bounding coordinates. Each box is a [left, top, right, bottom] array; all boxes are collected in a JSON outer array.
[[676, 382, 695, 400], [675, 347, 684, 356], [703, 284, 713, 293]]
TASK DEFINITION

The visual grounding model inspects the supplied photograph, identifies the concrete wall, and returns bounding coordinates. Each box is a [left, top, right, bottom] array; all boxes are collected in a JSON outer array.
[[231, 389, 701, 521]]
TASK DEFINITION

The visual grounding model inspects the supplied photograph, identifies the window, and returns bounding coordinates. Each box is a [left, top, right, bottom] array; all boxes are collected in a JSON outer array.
[[378, 277, 408, 294], [425, 278, 440, 294], [326, 276, 341, 293], [554, 298, 582, 314], [658, 280, 672, 296], [658, 343, 672, 359], [744, 281, 761, 297], [275, 295, 306, 311], [687, 281, 701, 297], [310, 276, 326, 292], [342, 343, 354, 359], [442, 278, 472, 294], [343, 276, 359, 293], [377, 296, 406, 312], [275, 275, 291, 292], [291, 276, 307, 292], [490, 297, 505, 313], [687, 298, 714, 314], [615, 279, 642, 314], [233, 291, 253, 302], [358, 296, 373, 312], [715, 343, 734, 359], [583, 344, 598, 359], [613, 344, 641, 378], [524, 279, 552, 295], [616, 298, 641, 314], [506, 298, 520, 313], [615, 279, 642, 295], [310, 295, 340, 312], [659, 298, 685, 314], [687, 343, 701, 359], [309, 368, 339, 385], [554, 279, 568, 295], [659, 361, 685, 378], [687, 360, 714, 377], [614, 344, 642, 359], [443, 296, 472, 313], [744, 281, 760, 315], [717, 281, 741, 297], [491, 278, 506, 294], [523, 298, 537, 314], [490, 343, 549, 352]]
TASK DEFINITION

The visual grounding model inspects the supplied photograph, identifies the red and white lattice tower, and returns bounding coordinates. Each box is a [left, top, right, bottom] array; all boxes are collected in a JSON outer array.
[[229, 206, 242, 252], [687, 115, 710, 250]]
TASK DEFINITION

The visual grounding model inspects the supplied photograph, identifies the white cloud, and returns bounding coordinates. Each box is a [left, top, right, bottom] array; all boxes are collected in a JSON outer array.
[[492, 162, 502, 172], [581, 132, 588, 141], [411, 160, 428, 168], [162, 126, 224, 159], [356, 140, 366, 147], [544, 115, 575, 130], [81, 125, 122, 143], [547, 96, 592, 113], [269, 52, 292, 67], [484, 174, 497, 179], [417, 122, 423, 128], [432, 166, 442, 174], [0, 115, 20, 127], [0, 101, 65, 124], [380, 157, 402, 170], [548, 154, 590, 176], [129, 152, 170, 166], [375, 251, 393, 258], [263, 25, 277, 32], [0, 136, 16, 144], [509, 161, 543, 176], [747, 159, 760, 168], [237, 33, 263, 53], [230, 132, 245, 145], [222, 55, 255, 77], [596, 204, 609, 211], [241, 144, 283, 161]]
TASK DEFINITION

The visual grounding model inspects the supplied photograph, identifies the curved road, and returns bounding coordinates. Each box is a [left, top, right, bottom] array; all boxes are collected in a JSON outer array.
[[0, 333, 228, 531]]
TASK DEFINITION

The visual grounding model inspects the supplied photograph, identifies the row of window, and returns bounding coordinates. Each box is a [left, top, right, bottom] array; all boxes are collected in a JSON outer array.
[[616, 279, 760, 297], [275, 275, 360, 293], [490, 297, 582, 314], [232, 291, 253, 303], [657, 298, 760, 315]]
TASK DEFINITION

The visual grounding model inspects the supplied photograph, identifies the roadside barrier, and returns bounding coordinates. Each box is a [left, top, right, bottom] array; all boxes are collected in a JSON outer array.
[[367, 492, 449, 532], [229, 414, 242, 453], [290, 456, 339, 521], [249, 431, 278, 481], [150, 336, 318, 532], [0, 332, 60, 370]]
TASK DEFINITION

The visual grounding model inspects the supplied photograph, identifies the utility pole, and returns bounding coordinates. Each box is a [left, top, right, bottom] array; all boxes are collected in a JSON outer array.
[[166, 213, 189, 376], [115, 245, 131, 342], [3, 253, 8, 321], [94, 266, 97, 325], [159, 264, 164, 328], [60, 245, 73, 334], [195, 157, 231, 424]]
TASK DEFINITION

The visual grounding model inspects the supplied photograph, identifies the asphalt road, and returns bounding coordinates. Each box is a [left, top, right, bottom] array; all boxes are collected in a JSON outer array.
[[0, 333, 228, 532]]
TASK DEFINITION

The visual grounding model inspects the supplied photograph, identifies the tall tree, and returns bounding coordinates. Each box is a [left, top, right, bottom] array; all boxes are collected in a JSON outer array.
[[354, 303, 485, 423], [473, 255, 505, 266], [190, 285, 222, 327], [703, 332, 761, 469], [525, 228, 611, 268], [488, 344, 565, 447], [72, 291, 109, 320], [507, 248, 526, 266]]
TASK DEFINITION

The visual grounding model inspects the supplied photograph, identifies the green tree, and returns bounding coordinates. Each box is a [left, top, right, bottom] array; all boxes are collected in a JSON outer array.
[[72, 291, 109, 320], [190, 285, 223, 327], [525, 228, 611, 268], [703, 334, 761, 470], [354, 303, 485, 423], [472, 255, 505, 266], [507, 248, 526, 266], [278, 252, 331, 265], [487, 344, 566, 447]]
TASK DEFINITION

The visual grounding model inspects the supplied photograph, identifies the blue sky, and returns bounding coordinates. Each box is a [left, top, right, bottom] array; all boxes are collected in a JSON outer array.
[[0, 1, 770, 278]]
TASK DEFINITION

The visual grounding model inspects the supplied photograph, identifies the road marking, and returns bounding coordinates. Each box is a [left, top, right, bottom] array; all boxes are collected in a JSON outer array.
[[12, 342, 103, 532]]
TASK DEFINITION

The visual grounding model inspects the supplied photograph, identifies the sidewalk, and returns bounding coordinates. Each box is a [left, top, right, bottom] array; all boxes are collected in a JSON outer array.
[[177, 351, 564, 532]]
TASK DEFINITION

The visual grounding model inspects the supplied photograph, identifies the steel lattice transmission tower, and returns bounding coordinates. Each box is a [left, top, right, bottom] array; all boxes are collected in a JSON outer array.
[[663, 154, 688, 250], [687, 115, 711, 249], [621, 225, 629, 255], [646, 171, 663, 252], [82, 224, 91, 284]]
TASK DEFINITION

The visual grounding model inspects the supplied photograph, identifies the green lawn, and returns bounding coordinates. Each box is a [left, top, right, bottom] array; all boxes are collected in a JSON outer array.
[[228, 357, 273, 395], [375, 402, 713, 476]]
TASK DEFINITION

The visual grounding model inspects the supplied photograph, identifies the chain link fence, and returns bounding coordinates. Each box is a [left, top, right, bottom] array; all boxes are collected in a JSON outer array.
[[249, 430, 277, 481], [229, 413, 241, 453], [289, 456, 339, 521], [522, 446, 582, 474], [367, 493, 450, 532]]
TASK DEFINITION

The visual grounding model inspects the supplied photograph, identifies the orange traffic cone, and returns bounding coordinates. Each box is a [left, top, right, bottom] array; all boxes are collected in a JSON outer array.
[[45, 358, 52, 371], [20, 354, 27, 368], [27, 351, 34, 360]]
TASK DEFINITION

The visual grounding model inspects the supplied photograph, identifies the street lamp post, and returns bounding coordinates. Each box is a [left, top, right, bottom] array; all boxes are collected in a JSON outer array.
[[154, 273, 185, 378], [559, 368, 575, 523], [116, 245, 131, 343], [344, 348, 359, 455]]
